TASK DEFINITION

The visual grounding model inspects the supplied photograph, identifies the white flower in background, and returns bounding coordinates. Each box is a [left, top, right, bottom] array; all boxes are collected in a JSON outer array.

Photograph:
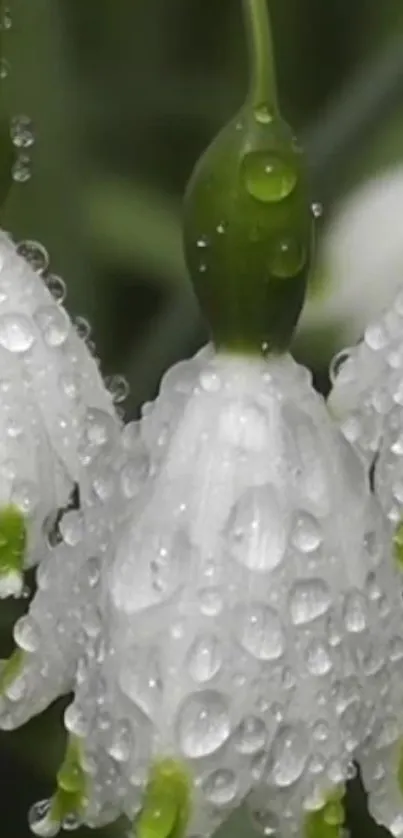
[[301, 167, 403, 350], [10, 348, 403, 838], [0, 231, 120, 597], [328, 289, 403, 540]]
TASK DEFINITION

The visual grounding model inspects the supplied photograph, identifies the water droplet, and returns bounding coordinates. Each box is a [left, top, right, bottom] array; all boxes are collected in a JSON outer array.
[[365, 323, 387, 351], [311, 202, 323, 219], [237, 602, 284, 661], [242, 151, 297, 203], [17, 239, 49, 274], [270, 724, 308, 788], [14, 615, 39, 652], [105, 374, 129, 404], [292, 511, 321, 553], [87, 556, 101, 588], [226, 485, 287, 572], [1, 8, 12, 30], [0, 58, 9, 79], [84, 408, 115, 449], [12, 479, 37, 513], [329, 349, 351, 384], [199, 586, 223, 616], [34, 305, 70, 347], [249, 807, 279, 836], [200, 370, 221, 392], [197, 236, 209, 249], [73, 316, 91, 341], [254, 105, 273, 124], [187, 633, 222, 682], [305, 639, 332, 675], [216, 222, 226, 235], [270, 237, 306, 279], [343, 590, 367, 633], [10, 114, 35, 148], [64, 703, 88, 737], [389, 635, 403, 661], [107, 720, 132, 762], [202, 769, 237, 806], [0, 313, 35, 353], [313, 720, 329, 742], [289, 579, 331, 625], [28, 800, 58, 838], [177, 690, 230, 758], [59, 511, 83, 547], [12, 153, 32, 183], [234, 715, 266, 754], [62, 812, 81, 832], [45, 274, 66, 304]]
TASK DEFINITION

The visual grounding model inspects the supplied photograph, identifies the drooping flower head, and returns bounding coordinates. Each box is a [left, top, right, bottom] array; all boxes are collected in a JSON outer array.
[[2, 3, 403, 838]]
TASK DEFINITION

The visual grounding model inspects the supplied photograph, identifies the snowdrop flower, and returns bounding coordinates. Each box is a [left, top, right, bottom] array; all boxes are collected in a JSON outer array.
[[301, 167, 403, 351], [328, 287, 403, 548], [0, 231, 118, 596], [3, 2, 403, 838]]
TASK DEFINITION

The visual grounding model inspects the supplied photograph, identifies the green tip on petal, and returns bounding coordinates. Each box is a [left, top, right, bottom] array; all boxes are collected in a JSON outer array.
[[136, 759, 192, 838], [393, 521, 403, 571], [0, 647, 24, 694], [305, 787, 345, 838], [183, 0, 314, 356], [51, 737, 87, 825], [0, 504, 27, 590]]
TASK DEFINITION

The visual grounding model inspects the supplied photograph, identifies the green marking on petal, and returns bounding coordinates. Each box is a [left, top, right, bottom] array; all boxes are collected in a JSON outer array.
[[50, 737, 87, 825], [136, 759, 192, 838], [0, 504, 27, 577], [0, 648, 24, 694], [397, 741, 403, 796], [305, 787, 345, 838], [393, 521, 403, 571]]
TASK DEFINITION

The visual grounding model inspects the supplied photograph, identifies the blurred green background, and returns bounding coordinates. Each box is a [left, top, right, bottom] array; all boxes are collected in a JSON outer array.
[[1, 0, 403, 835]]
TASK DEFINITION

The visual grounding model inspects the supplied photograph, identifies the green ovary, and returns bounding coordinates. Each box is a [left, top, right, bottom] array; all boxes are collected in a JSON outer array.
[[51, 736, 87, 823], [0, 503, 27, 578], [136, 759, 192, 838], [305, 787, 345, 838]]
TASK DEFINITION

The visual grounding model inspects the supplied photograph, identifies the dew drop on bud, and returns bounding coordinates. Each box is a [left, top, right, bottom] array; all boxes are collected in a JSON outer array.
[[10, 114, 35, 149], [12, 153, 32, 183], [0, 58, 10, 79], [242, 151, 297, 203]]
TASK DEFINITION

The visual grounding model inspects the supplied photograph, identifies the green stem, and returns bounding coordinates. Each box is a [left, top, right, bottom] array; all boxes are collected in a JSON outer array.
[[242, 0, 278, 112]]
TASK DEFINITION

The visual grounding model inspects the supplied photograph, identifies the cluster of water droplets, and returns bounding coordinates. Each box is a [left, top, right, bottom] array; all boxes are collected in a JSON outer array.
[[17, 346, 403, 837], [328, 288, 403, 532], [0, 7, 35, 183]]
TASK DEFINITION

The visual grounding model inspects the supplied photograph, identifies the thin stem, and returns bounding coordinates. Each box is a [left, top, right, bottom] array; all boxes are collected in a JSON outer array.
[[242, 0, 278, 112]]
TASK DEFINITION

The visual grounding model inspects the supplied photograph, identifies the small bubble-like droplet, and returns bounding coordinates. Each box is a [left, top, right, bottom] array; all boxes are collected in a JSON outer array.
[[234, 715, 266, 754], [14, 615, 39, 652], [249, 807, 279, 836], [202, 769, 237, 806], [187, 633, 222, 682], [177, 690, 230, 758], [242, 151, 297, 203], [305, 639, 332, 675], [0, 313, 35, 353], [34, 305, 70, 347], [0, 7, 12, 30], [10, 114, 35, 148], [270, 237, 306, 279], [0, 57, 9, 79], [292, 511, 321, 553], [17, 240, 49, 274], [270, 724, 308, 787], [105, 374, 130, 404], [343, 590, 367, 633], [289, 579, 331, 626], [45, 274, 66, 304], [311, 202, 323, 219], [12, 153, 32, 183], [74, 315, 91, 341], [329, 349, 352, 384], [254, 105, 273, 125], [197, 236, 209, 249], [28, 799, 58, 838], [237, 602, 284, 661]]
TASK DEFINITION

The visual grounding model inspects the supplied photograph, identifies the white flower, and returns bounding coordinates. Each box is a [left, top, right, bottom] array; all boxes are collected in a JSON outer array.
[[0, 231, 118, 596], [301, 168, 403, 349], [328, 287, 403, 537], [10, 348, 403, 838]]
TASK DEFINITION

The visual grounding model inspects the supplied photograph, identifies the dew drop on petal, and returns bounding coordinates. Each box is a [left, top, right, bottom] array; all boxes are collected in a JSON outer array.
[[45, 274, 66, 304], [187, 633, 222, 683], [34, 305, 70, 347], [14, 615, 39, 652], [177, 690, 230, 758], [16, 240, 49, 274], [0, 313, 35, 353], [289, 579, 331, 626], [343, 590, 367, 633], [270, 724, 308, 788], [249, 807, 279, 836], [237, 602, 284, 661], [234, 715, 266, 754], [105, 374, 130, 404], [292, 511, 322, 553], [74, 315, 91, 341], [202, 769, 237, 806], [226, 485, 287, 572]]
